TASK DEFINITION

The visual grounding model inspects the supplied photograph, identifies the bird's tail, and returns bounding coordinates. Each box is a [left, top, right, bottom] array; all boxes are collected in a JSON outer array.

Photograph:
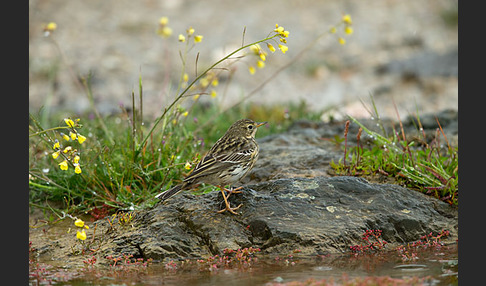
[[155, 184, 183, 201]]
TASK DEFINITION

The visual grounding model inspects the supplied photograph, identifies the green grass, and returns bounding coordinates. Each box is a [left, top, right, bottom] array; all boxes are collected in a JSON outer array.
[[29, 98, 320, 214], [330, 101, 458, 206]]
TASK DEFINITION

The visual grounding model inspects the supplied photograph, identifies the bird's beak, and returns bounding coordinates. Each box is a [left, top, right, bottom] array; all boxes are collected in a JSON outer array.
[[256, 122, 267, 128]]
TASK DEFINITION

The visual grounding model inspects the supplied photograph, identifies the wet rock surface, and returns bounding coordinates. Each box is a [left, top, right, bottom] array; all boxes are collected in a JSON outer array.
[[99, 176, 457, 262], [94, 113, 458, 261]]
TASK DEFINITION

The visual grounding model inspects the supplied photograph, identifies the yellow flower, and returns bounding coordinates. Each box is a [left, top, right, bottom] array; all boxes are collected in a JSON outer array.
[[61, 133, 70, 141], [73, 155, 80, 164], [159, 17, 169, 25], [274, 24, 289, 37], [210, 90, 217, 98], [184, 162, 192, 170], [338, 37, 346, 45], [183, 73, 189, 82], [52, 151, 60, 159], [257, 60, 265, 69], [187, 27, 195, 36], [69, 131, 77, 141], [74, 165, 82, 174], [45, 22, 57, 32], [267, 43, 276, 53], [194, 35, 203, 43], [64, 118, 75, 128], [193, 94, 200, 100], [274, 26, 284, 34], [248, 66, 256, 75], [250, 44, 261, 54], [59, 160, 68, 171], [200, 77, 209, 88], [63, 146, 72, 153], [211, 78, 219, 86], [342, 14, 352, 25], [329, 27, 337, 34], [159, 26, 172, 38], [182, 111, 189, 117], [278, 44, 288, 54], [74, 219, 85, 228], [344, 26, 354, 35], [250, 44, 267, 60], [53, 140, 60, 150], [178, 34, 186, 42], [76, 230, 87, 241], [157, 17, 172, 38], [77, 134, 86, 144]]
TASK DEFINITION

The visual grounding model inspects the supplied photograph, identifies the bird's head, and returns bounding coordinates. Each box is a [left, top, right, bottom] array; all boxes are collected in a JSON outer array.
[[227, 119, 267, 139]]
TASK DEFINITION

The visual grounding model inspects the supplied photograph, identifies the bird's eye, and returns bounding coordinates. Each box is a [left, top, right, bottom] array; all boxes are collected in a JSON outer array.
[[248, 125, 254, 130]]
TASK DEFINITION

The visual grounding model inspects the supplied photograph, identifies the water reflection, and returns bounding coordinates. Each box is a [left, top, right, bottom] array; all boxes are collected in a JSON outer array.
[[31, 244, 457, 285], [141, 244, 456, 285]]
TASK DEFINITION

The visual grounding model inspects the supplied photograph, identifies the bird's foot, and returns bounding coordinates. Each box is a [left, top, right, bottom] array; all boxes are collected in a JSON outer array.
[[217, 186, 243, 215], [217, 203, 243, 215]]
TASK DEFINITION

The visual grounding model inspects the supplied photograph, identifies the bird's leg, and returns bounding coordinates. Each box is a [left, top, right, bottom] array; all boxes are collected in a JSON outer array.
[[216, 185, 242, 215]]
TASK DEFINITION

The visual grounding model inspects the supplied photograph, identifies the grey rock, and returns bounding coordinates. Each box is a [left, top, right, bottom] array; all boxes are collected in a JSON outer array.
[[98, 176, 457, 261], [404, 108, 458, 135], [376, 48, 458, 78], [95, 116, 457, 261], [246, 133, 340, 183]]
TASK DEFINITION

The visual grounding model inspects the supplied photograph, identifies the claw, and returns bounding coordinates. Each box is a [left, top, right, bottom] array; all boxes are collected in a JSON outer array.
[[217, 186, 243, 215], [217, 203, 242, 215]]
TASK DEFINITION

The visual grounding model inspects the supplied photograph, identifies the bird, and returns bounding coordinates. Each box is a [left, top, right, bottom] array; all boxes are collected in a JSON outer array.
[[155, 118, 267, 214]]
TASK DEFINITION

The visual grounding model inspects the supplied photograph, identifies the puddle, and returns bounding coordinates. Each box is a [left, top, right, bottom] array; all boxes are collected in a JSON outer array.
[[30, 244, 458, 285]]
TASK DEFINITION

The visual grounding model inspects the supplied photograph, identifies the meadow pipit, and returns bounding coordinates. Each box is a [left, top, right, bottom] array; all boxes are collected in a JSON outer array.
[[155, 119, 266, 214]]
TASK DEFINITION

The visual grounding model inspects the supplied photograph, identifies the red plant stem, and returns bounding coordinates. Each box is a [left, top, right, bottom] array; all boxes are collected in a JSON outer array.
[[343, 120, 350, 166]]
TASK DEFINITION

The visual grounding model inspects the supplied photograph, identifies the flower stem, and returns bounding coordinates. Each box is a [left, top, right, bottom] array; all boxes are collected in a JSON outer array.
[[136, 34, 279, 157]]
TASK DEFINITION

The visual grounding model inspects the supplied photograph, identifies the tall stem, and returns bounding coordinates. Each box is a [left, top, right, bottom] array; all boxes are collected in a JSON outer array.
[[136, 35, 279, 157]]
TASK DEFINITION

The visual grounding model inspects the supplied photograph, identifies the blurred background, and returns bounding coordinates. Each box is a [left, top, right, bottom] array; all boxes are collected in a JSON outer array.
[[29, 0, 458, 121]]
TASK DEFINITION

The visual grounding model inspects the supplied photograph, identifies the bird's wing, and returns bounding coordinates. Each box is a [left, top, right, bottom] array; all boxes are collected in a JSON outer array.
[[182, 154, 226, 183], [216, 148, 254, 164], [183, 141, 255, 182]]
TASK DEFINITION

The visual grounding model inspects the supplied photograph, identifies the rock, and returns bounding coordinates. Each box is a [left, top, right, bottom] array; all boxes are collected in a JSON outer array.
[[243, 122, 343, 184], [376, 48, 458, 78], [97, 176, 457, 261], [95, 115, 458, 261]]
